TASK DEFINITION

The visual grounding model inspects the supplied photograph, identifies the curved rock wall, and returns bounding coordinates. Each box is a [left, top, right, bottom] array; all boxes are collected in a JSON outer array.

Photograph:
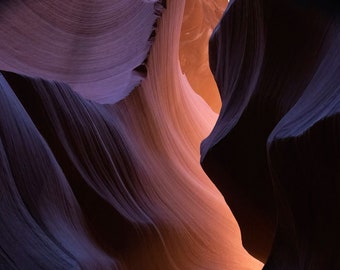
[[202, 0, 340, 268], [0, 0, 262, 269]]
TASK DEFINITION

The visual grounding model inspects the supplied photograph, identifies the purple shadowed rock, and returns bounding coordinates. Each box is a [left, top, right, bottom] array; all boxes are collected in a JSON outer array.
[[201, 0, 340, 268]]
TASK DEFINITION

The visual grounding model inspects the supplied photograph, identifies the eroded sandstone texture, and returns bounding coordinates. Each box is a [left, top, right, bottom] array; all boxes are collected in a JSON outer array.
[[0, 0, 262, 269], [1, 0, 339, 269]]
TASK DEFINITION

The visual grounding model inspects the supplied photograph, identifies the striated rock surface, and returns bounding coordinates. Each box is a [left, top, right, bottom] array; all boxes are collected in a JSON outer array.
[[4, 0, 339, 268], [0, 0, 263, 269], [0, 0, 163, 103]]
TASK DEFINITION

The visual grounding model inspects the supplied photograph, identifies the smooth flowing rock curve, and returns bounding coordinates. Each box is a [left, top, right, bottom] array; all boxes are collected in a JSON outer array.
[[0, 0, 164, 103], [201, 0, 340, 268], [0, 0, 263, 269]]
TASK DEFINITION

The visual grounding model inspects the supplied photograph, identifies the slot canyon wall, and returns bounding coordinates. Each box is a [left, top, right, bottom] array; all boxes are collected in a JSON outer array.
[[0, 0, 339, 269], [201, 0, 340, 268]]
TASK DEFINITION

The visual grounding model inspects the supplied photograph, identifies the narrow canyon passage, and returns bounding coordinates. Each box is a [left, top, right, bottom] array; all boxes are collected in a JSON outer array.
[[0, 0, 262, 269], [1, 0, 339, 269]]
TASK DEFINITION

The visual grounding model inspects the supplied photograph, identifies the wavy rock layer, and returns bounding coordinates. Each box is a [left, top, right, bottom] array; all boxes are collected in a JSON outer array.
[[202, 0, 340, 268], [0, 0, 163, 103], [0, 0, 262, 269]]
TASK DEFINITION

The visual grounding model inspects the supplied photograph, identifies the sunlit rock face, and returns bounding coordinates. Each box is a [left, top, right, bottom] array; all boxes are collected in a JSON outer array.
[[2, 0, 339, 268], [0, 0, 263, 269], [179, 0, 228, 112], [202, 0, 340, 268]]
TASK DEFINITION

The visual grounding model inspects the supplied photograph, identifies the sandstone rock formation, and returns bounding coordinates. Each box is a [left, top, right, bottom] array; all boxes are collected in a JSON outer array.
[[202, 0, 340, 268]]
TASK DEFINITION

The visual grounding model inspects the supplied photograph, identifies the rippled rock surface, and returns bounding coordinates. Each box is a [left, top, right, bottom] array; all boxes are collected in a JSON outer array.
[[0, 1, 262, 269]]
